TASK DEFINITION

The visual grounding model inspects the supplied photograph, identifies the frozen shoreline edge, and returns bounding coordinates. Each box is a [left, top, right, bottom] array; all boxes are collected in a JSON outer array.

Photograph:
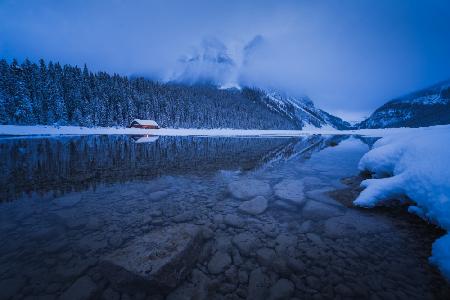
[[1, 124, 449, 138]]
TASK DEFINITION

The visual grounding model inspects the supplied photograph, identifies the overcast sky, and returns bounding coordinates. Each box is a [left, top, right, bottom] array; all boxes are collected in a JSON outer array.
[[1, 0, 450, 121]]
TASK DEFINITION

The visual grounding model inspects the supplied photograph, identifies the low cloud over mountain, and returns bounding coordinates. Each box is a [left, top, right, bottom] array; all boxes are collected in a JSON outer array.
[[167, 35, 264, 90]]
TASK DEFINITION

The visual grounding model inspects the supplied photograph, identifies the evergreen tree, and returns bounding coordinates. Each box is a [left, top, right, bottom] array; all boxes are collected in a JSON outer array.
[[0, 60, 10, 123], [10, 59, 34, 124], [0, 90, 7, 124]]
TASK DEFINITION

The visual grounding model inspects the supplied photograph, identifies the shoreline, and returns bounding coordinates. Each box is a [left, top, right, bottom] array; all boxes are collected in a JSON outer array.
[[1, 124, 449, 138]]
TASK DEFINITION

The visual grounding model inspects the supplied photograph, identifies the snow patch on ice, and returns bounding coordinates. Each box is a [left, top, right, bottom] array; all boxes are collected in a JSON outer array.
[[354, 126, 450, 278]]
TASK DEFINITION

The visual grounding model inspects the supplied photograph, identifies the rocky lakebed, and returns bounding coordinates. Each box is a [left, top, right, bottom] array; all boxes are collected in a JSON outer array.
[[0, 135, 449, 299]]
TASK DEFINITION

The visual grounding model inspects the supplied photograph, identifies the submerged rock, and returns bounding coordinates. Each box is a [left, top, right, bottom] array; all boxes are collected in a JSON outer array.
[[269, 278, 295, 300], [214, 234, 233, 252], [324, 210, 392, 238], [274, 180, 306, 206], [108, 235, 124, 248], [166, 269, 211, 300], [306, 188, 344, 207], [232, 233, 260, 256], [148, 190, 169, 201], [238, 196, 269, 215], [298, 220, 313, 233], [247, 268, 271, 300], [101, 288, 121, 300], [201, 227, 214, 240], [302, 176, 325, 187], [60, 276, 97, 300], [100, 224, 204, 293], [228, 179, 271, 200], [260, 223, 279, 238], [256, 248, 276, 267], [54, 194, 82, 208], [273, 200, 296, 210], [172, 212, 195, 223], [223, 214, 245, 228], [286, 257, 306, 273], [302, 200, 345, 221], [0, 276, 26, 300], [166, 283, 196, 300], [208, 251, 232, 274], [54, 208, 87, 229]]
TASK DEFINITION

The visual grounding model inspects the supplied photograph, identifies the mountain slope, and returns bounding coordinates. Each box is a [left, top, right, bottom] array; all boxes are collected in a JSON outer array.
[[358, 80, 450, 128], [244, 88, 351, 130]]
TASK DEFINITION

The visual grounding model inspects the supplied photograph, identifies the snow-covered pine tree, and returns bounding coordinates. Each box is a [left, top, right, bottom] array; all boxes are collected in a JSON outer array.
[[10, 59, 34, 124]]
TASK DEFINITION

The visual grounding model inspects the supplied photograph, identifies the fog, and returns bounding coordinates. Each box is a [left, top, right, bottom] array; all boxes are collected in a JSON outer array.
[[1, 0, 450, 121]]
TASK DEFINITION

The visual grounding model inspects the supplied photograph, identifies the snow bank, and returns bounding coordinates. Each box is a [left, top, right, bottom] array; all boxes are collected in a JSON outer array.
[[355, 126, 450, 278]]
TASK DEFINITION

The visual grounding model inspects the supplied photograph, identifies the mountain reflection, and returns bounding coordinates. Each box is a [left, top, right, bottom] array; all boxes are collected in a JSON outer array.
[[0, 135, 348, 202]]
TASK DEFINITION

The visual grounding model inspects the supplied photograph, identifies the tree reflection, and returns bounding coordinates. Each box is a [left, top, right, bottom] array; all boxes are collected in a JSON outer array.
[[0, 135, 348, 202]]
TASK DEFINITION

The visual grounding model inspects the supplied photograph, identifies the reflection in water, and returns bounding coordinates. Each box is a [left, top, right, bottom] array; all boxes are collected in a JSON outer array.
[[0, 135, 347, 202], [130, 135, 159, 143], [353, 135, 380, 149]]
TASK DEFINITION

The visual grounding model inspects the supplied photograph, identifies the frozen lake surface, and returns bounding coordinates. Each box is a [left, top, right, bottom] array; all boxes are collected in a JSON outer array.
[[0, 135, 449, 299]]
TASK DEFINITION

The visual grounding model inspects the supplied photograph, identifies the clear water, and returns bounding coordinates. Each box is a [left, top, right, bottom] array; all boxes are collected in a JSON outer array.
[[0, 135, 448, 299]]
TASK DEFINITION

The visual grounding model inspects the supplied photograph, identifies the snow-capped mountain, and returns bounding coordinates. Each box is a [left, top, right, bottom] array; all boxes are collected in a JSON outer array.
[[358, 80, 450, 128], [244, 88, 352, 130]]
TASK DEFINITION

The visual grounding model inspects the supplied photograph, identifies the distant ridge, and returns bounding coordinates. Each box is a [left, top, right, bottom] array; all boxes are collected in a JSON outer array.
[[358, 79, 450, 128]]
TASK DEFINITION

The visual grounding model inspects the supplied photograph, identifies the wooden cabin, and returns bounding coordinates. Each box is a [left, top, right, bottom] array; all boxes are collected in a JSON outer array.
[[128, 119, 160, 129]]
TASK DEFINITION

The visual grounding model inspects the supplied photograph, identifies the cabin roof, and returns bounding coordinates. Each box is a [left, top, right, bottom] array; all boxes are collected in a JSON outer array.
[[131, 119, 158, 126]]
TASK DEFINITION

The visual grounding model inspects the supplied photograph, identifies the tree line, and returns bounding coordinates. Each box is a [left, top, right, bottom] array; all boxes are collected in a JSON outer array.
[[0, 58, 299, 129]]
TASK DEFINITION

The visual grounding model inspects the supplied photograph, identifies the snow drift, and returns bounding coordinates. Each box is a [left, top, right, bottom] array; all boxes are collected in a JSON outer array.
[[355, 126, 450, 278]]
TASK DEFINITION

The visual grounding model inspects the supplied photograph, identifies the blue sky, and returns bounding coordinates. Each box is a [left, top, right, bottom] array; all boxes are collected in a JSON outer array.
[[1, 0, 450, 121]]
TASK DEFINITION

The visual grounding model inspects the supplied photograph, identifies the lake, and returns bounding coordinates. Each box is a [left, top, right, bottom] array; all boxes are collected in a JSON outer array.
[[0, 135, 448, 299]]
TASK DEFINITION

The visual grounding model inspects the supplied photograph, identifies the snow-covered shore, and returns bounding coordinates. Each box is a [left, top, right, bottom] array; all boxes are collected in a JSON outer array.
[[0, 125, 330, 137], [1, 124, 449, 138], [355, 126, 450, 278]]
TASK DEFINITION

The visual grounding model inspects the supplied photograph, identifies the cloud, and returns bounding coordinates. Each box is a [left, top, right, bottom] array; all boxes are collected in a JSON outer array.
[[167, 35, 267, 90]]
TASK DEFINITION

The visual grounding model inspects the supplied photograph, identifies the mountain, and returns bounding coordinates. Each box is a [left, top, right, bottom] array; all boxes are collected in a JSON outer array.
[[0, 58, 349, 130], [358, 80, 450, 128], [247, 88, 352, 130], [166, 36, 351, 130]]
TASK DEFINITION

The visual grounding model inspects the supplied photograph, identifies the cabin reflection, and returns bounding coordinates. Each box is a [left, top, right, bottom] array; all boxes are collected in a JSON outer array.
[[130, 135, 159, 143]]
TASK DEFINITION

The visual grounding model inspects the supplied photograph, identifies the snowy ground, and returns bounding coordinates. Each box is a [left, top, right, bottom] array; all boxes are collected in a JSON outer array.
[[1, 124, 449, 138], [354, 126, 450, 279]]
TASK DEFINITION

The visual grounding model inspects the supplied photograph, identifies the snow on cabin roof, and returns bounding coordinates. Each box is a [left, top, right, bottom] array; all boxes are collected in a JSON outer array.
[[132, 119, 158, 126]]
